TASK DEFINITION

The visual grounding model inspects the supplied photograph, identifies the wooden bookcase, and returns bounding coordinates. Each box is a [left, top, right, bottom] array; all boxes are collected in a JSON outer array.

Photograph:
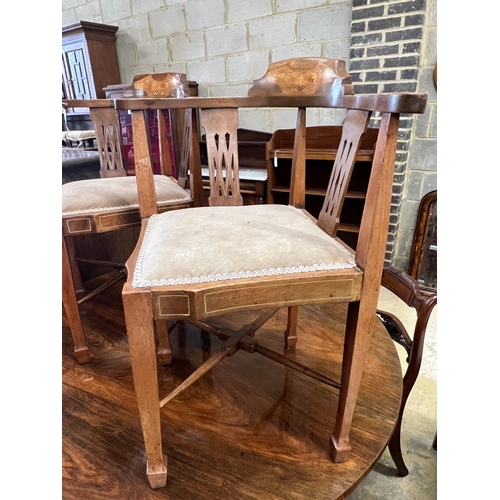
[[266, 125, 379, 250]]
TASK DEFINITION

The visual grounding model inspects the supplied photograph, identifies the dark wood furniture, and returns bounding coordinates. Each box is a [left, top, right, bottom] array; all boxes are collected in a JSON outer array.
[[408, 190, 437, 291], [62, 21, 121, 128], [103, 78, 199, 179], [62, 148, 100, 184], [63, 275, 403, 500], [376, 190, 437, 476], [266, 125, 379, 249], [62, 75, 203, 364], [110, 56, 426, 488], [200, 128, 272, 205]]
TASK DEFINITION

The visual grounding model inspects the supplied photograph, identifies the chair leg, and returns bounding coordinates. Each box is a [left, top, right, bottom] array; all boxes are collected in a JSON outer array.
[[123, 291, 167, 489], [388, 295, 436, 476], [62, 235, 90, 364], [64, 235, 85, 296], [388, 409, 409, 476], [330, 299, 375, 462], [284, 306, 298, 349], [156, 320, 172, 366]]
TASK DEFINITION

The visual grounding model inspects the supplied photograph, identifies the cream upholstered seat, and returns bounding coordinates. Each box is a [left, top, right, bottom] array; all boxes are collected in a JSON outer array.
[[62, 175, 191, 217], [132, 204, 356, 288]]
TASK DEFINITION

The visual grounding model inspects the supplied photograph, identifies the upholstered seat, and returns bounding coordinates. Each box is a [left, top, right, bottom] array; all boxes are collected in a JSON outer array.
[[62, 175, 191, 216], [63, 129, 97, 145], [132, 204, 357, 288]]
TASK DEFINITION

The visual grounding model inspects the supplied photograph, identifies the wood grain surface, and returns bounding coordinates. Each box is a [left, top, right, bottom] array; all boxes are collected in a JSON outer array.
[[62, 275, 402, 499]]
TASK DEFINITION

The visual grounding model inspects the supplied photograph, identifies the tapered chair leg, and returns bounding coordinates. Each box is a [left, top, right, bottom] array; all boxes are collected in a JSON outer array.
[[123, 291, 167, 488], [330, 299, 376, 462], [155, 320, 172, 366], [62, 235, 90, 364], [64, 235, 85, 296], [284, 306, 298, 349]]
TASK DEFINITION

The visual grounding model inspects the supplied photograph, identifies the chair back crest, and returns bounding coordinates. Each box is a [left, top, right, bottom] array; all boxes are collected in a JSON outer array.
[[248, 57, 354, 98], [123, 72, 188, 98]]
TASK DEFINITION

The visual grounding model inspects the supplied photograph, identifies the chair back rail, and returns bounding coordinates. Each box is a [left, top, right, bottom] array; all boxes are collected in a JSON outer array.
[[131, 109, 159, 219]]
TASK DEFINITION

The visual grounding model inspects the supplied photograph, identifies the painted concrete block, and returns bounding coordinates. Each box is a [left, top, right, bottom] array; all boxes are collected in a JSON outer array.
[[271, 43, 322, 62], [228, 51, 269, 81], [228, 0, 273, 23], [206, 23, 248, 56], [299, 4, 352, 42], [186, 0, 225, 30], [171, 32, 206, 60], [150, 6, 186, 37], [249, 14, 297, 50], [187, 57, 226, 83], [137, 38, 168, 66]]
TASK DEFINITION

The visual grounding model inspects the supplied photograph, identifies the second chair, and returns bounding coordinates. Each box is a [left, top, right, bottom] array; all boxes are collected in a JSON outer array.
[[62, 72, 203, 364]]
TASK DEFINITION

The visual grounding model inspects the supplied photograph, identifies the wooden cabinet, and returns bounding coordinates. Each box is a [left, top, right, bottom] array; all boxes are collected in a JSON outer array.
[[266, 126, 379, 250], [62, 21, 121, 121]]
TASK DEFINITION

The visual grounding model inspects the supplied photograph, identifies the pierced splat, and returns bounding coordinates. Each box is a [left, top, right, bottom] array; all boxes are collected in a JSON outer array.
[[177, 108, 192, 190], [317, 109, 371, 237], [201, 108, 243, 206], [90, 107, 126, 178]]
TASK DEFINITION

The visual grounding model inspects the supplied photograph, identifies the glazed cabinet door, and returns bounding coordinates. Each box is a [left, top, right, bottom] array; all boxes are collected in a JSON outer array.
[[62, 42, 93, 101]]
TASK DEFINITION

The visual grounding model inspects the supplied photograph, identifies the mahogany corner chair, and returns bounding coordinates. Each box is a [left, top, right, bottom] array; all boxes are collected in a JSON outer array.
[[377, 190, 438, 476], [62, 72, 203, 364], [110, 57, 427, 488]]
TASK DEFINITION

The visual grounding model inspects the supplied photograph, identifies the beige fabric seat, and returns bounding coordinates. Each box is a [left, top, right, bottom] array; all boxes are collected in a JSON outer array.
[[62, 129, 97, 147], [62, 175, 191, 216], [132, 204, 356, 288]]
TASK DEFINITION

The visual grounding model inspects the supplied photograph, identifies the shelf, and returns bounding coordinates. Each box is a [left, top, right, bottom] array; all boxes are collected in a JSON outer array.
[[266, 125, 378, 250], [337, 223, 360, 233], [269, 148, 374, 162], [270, 186, 366, 199]]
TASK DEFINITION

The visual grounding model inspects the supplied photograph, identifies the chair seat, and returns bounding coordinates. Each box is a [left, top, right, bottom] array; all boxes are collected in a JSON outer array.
[[62, 175, 192, 216], [64, 130, 97, 141], [132, 204, 357, 288]]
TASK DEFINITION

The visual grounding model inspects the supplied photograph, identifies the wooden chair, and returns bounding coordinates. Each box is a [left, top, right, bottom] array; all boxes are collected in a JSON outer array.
[[62, 105, 96, 148], [376, 190, 437, 476], [113, 57, 427, 488], [62, 72, 203, 364]]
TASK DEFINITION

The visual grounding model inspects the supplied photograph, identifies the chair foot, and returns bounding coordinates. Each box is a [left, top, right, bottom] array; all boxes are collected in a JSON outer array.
[[146, 456, 168, 489], [388, 424, 409, 476], [74, 346, 91, 364], [284, 306, 298, 349], [157, 350, 172, 366], [329, 434, 351, 463]]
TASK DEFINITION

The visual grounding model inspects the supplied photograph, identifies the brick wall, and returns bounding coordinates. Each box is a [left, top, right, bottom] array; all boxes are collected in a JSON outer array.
[[348, 0, 436, 267]]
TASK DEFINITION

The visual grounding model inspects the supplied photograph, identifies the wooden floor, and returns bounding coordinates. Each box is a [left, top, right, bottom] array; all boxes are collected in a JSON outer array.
[[62, 275, 402, 499]]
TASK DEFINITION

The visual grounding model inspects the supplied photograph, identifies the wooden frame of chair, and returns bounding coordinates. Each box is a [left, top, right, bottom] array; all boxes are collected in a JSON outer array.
[[376, 266, 437, 476], [62, 74, 203, 364], [109, 57, 427, 489]]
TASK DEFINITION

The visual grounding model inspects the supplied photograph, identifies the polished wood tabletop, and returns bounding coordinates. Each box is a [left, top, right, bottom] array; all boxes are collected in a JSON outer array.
[[62, 275, 402, 499]]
